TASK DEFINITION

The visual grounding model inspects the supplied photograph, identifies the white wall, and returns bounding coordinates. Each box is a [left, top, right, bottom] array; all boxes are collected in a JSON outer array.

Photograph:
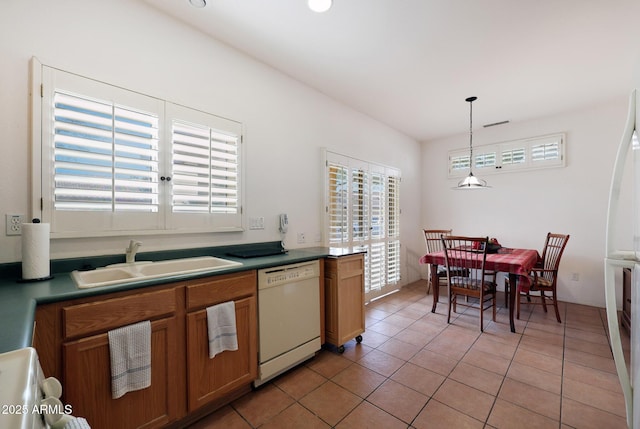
[[0, 0, 423, 285], [421, 98, 633, 308]]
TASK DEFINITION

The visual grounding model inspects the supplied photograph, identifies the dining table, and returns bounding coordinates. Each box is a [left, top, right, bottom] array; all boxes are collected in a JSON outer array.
[[419, 247, 540, 333]]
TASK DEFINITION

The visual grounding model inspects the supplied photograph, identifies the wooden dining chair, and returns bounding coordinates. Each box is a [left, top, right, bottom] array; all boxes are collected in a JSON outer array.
[[422, 229, 452, 295], [515, 233, 570, 323], [441, 236, 497, 332]]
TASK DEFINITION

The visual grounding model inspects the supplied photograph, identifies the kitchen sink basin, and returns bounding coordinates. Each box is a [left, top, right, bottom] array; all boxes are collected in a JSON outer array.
[[136, 257, 240, 276], [72, 268, 137, 287], [72, 256, 242, 289]]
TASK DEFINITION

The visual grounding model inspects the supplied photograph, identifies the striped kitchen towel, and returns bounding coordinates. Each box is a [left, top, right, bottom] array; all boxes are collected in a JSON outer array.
[[108, 320, 151, 399], [206, 301, 238, 358]]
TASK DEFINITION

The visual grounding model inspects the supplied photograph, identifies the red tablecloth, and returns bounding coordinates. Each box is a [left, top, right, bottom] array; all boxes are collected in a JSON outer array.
[[419, 248, 540, 291]]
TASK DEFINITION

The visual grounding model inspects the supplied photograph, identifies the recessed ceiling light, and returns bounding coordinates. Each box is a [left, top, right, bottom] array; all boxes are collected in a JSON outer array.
[[189, 0, 207, 8], [308, 0, 332, 13]]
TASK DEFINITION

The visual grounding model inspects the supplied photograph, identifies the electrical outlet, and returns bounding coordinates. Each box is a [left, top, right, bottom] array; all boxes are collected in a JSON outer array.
[[297, 232, 306, 244], [5, 214, 25, 236]]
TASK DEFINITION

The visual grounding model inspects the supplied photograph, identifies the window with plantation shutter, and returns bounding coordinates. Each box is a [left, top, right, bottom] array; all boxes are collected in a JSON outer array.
[[474, 151, 497, 170], [166, 103, 242, 232], [325, 150, 401, 302], [450, 154, 470, 172], [328, 164, 349, 243], [171, 122, 239, 214], [387, 175, 401, 284], [448, 133, 565, 179], [37, 63, 243, 237], [530, 135, 561, 165], [352, 167, 368, 242], [53, 92, 160, 213], [502, 147, 526, 166]]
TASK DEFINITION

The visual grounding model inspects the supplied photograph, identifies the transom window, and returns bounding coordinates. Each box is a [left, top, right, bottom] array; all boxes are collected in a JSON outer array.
[[449, 133, 565, 177]]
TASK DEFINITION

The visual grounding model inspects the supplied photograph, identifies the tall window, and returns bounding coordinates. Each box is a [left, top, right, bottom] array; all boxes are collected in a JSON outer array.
[[325, 151, 401, 302], [36, 63, 243, 237]]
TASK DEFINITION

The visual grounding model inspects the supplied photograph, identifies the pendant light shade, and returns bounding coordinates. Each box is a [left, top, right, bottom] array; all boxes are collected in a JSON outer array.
[[454, 96, 490, 189], [308, 0, 333, 13]]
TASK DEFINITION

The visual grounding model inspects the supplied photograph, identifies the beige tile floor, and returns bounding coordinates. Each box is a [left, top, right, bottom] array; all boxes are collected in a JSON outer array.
[[188, 280, 630, 429]]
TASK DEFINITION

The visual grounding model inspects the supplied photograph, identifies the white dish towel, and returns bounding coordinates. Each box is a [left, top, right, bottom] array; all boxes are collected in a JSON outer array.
[[206, 301, 238, 358], [108, 320, 151, 399], [63, 417, 92, 429]]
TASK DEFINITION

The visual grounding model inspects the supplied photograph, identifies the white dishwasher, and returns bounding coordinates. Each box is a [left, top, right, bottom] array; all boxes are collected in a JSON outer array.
[[255, 260, 321, 386]]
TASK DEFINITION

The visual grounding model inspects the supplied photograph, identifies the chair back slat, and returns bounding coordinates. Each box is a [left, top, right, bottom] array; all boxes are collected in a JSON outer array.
[[423, 229, 452, 253], [441, 236, 489, 285], [540, 233, 570, 282]]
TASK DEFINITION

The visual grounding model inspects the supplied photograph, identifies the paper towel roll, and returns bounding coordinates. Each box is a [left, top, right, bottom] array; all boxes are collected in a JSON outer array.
[[21, 221, 50, 280]]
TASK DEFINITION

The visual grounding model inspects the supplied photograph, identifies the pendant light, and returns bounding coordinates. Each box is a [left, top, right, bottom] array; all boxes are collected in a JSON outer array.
[[308, 0, 333, 13], [454, 96, 490, 189]]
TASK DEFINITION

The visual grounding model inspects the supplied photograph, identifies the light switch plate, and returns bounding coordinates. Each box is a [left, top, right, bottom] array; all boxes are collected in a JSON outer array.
[[249, 217, 265, 230]]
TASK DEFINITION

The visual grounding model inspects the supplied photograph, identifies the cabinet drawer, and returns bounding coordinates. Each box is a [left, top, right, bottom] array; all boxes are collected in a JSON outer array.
[[326, 255, 364, 280], [186, 271, 256, 311], [63, 288, 177, 339]]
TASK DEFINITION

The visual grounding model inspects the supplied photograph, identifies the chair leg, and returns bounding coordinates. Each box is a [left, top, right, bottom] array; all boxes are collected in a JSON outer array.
[[516, 288, 521, 320], [492, 293, 496, 322], [552, 291, 562, 323], [504, 279, 509, 308], [540, 291, 548, 313], [447, 292, 453, 324], [480, 294, 484, 332]]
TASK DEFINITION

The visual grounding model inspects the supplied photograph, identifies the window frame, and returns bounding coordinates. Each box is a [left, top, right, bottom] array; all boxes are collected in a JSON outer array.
[[448, 133, 565, 178], [324, 150, 401, 303], [32, 58, 244, 238]]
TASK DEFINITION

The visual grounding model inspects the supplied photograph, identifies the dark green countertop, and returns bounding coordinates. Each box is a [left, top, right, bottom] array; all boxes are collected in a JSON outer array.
[[0, 244, 340, 354]]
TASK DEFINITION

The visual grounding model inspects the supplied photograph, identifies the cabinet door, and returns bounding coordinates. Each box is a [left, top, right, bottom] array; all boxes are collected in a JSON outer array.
[[63, 317, 178, 429], [186, 296, 257, 412]]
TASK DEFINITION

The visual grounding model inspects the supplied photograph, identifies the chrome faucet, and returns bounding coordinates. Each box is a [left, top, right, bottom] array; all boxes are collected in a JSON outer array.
[[125, 240, 142, 264]]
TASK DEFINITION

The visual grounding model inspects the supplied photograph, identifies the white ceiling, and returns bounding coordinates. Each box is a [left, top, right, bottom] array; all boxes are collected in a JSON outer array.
[[143, 0, 640, 141]]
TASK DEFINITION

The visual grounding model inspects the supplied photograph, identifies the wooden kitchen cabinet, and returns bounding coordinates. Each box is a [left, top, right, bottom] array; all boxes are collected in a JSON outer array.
[[33, 270, 259, 429], [622, 267, 632, 333], [185, 271, 257, 412], [63, 317, 178, 429], [324, 253, 365, 353], [60, 286, 182, 429]]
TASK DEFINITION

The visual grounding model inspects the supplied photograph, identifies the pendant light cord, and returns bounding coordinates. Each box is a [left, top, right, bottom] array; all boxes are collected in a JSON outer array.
[[465, 96, 477, 172], [469, 100, 473, 166]]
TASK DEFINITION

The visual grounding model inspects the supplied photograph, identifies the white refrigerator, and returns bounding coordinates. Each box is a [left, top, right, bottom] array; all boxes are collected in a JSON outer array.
[[605, 89, 640, 429]]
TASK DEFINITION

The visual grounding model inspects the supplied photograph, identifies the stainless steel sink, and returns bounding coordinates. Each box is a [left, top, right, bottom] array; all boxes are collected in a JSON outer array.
[[71, 256, 242, 289]]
